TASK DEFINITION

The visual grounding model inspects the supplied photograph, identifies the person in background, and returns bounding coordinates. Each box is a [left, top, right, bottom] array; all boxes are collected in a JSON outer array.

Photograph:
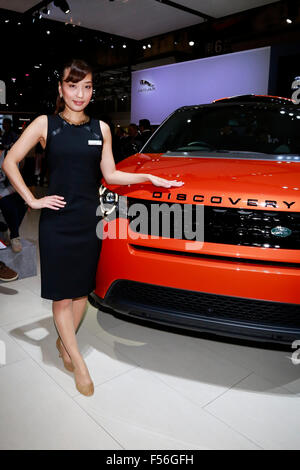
[[100, 117, 124, 164], [0, 260, 18, 281], [138, 118, 153, 145], [0, 145, 28, 253], [2, 118, 18, 150], [0, 219, 19, 280], [114, 126, 128, 161], [122, 123, 143, 159], [115, 126, 127, 140], [0, 220, 19, 280]]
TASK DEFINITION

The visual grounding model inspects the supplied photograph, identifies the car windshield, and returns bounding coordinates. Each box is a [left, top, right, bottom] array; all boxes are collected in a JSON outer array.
[[142, 103, 300, 156]]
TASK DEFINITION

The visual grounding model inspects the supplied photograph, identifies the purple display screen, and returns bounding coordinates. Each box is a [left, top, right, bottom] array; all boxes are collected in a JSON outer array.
[[131, 46, 271, 125]]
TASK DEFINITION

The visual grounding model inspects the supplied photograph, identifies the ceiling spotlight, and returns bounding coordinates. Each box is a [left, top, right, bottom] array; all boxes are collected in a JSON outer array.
[[189, 40, 195, 46], [285, 0, 298, 24], [42, 7, 50, 15], [54, 0, 70, 14]]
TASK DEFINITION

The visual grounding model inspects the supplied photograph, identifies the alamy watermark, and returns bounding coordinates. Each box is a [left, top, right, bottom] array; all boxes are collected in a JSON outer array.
[[291, 76, 300, 104], [96, 195, 204, 251], [291, 340, 300, 365]]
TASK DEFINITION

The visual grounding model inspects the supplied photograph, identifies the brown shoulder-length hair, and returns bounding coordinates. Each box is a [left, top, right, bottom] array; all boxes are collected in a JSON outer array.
[[55, 58, 93, 114]]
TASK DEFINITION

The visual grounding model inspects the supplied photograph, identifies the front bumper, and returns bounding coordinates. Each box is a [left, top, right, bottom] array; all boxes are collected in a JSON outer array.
[[89, 281, 300, 345], [92, 219, 300, 346]]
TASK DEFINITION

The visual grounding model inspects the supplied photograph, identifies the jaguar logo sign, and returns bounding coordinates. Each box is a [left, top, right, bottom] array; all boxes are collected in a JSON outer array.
[[138, 79, 156, 92]]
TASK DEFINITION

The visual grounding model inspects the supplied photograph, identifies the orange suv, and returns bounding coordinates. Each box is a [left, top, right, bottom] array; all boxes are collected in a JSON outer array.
[[89, 95, 300, 345]]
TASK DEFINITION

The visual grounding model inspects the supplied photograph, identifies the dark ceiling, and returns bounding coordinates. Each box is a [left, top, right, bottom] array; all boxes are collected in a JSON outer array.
[[0, 0, 299, 116]]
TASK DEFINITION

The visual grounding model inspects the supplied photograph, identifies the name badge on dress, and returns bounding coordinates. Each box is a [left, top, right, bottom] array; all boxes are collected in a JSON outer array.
[[88, 140, 102, 145]]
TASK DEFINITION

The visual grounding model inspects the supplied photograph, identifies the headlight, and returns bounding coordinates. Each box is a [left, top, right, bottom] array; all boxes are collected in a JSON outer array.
[[99, 184, 127, 219], [99, 184, 118, 217]]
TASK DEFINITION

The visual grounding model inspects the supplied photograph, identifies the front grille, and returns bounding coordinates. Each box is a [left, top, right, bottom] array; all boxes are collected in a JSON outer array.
[[127, 198, 300, 249], [106, 280, 300, 330]]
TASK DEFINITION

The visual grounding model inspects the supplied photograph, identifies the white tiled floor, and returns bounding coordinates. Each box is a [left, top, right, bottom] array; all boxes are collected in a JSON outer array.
[[1, 204, 300, 449]]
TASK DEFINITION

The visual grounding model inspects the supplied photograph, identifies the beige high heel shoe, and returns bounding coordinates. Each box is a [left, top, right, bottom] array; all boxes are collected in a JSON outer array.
[[73, 367, 94, 397], [56, 338, 75, 372]]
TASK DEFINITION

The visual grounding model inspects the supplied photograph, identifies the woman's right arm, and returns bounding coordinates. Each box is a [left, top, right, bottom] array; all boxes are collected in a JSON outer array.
[[2, 116, 66, 211]]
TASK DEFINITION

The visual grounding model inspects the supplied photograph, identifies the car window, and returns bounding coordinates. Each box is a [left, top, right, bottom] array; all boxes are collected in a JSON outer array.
[[143, 103, 300, 155]]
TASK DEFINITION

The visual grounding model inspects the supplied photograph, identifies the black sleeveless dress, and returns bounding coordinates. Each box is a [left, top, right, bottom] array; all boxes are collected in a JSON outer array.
[[39, 114, 103, 300]]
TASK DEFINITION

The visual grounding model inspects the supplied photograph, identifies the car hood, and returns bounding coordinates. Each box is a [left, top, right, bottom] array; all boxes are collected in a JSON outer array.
[[104, 152, 300, 211]]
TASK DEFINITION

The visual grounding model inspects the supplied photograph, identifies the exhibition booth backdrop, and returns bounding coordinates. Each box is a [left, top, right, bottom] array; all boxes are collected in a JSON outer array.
[[131, 46, 271, 125]]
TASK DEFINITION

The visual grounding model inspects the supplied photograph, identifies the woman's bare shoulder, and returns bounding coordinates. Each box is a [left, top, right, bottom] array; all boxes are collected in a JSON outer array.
[[33, 114, 48, 126], [26, 114, 48, 132], [25, 115, 48, 147]]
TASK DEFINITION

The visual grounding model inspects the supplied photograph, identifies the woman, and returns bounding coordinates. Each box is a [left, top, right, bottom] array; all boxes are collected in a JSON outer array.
[[2, 58, 184, 397]]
